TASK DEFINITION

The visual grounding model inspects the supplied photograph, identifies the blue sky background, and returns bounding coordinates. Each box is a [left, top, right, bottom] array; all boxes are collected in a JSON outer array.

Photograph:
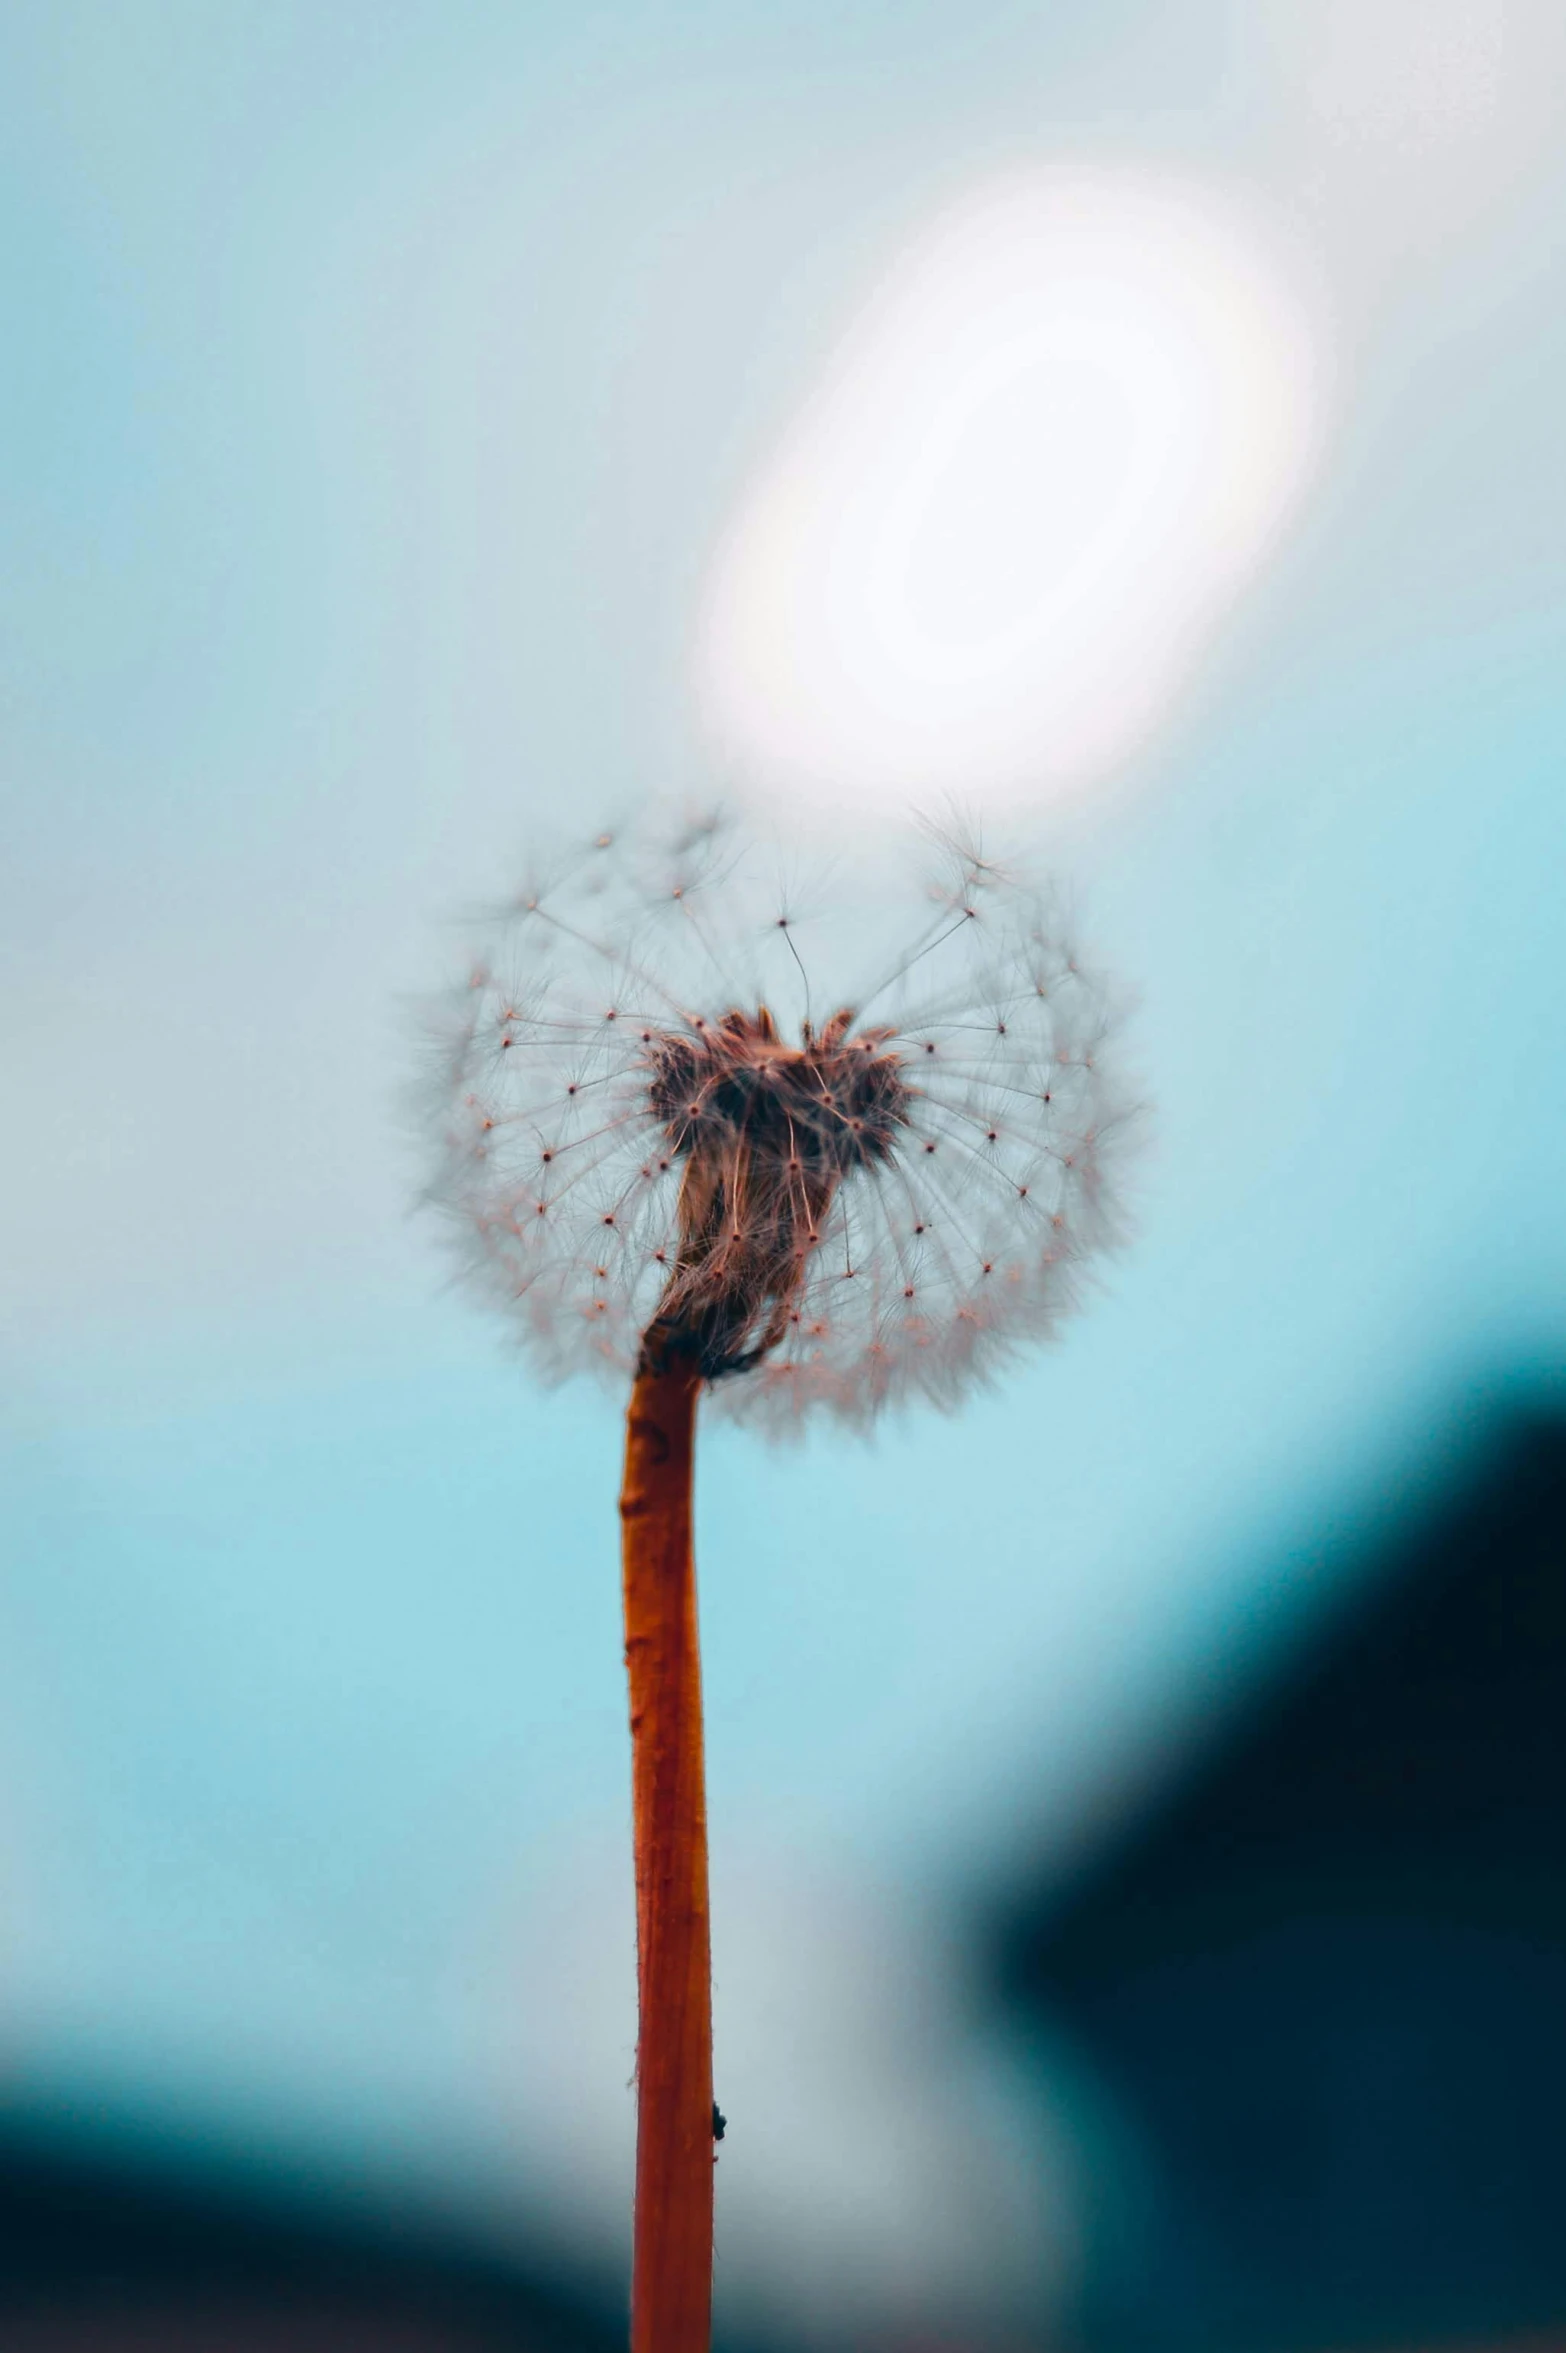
[[3, 1, 1564, 2337]]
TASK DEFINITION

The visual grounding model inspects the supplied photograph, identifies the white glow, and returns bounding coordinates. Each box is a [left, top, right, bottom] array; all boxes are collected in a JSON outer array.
[[693, 167, 1326, 816]]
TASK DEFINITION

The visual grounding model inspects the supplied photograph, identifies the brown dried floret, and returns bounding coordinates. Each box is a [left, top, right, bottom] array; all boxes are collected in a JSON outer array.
[[643, 1006, 910, 1377]]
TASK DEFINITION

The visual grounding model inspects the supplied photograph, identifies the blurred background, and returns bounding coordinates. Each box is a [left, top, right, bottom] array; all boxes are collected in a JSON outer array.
[[3, 1, 1565, 2346]]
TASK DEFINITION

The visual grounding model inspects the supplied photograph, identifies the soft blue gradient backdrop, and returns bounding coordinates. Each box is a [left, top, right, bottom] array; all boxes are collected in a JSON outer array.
[[3, 0, 1563, 2333]]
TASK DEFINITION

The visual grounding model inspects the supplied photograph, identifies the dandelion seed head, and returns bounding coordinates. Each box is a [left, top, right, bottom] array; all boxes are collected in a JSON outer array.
[[423, 807, 1132, 1428]]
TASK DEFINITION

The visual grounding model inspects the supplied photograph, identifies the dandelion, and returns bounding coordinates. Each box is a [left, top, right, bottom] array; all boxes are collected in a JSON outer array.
[[423, 807, 1130, 2351]]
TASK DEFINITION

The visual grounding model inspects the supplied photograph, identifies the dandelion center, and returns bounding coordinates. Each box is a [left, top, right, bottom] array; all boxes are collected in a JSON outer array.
[[643, 1004, 910, 1379]]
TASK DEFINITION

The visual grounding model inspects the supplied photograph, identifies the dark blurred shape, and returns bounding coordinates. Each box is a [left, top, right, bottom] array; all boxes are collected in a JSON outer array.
[[996, 1395, 1566, 2353], [0, 2105, 628, 2351]]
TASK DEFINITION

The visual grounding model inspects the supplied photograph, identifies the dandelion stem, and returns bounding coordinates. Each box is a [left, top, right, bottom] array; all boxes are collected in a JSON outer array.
[[620, 1343, 713, 2353]]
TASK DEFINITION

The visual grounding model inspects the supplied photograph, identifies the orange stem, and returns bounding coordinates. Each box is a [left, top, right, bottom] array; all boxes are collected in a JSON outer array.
[[620, 1350, 713, 2353]]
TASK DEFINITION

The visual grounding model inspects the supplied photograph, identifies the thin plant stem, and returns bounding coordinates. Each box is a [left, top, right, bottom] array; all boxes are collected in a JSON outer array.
[[620, 1346, 713, 2353]]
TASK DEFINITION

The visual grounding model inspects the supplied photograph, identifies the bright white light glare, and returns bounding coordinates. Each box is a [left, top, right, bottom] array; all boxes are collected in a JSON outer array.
[[693, 167, 1325, 817]]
